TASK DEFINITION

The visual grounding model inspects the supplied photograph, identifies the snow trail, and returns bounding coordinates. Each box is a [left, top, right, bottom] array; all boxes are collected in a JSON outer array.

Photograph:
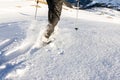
[[17, 18, 120, 80], [0, 38, 15, 51]]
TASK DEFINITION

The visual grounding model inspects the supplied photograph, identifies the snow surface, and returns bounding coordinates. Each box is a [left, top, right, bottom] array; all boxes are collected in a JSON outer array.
[[84, 0, 120, 11], [94, 0, 120, 6], [0, 0, 120, 80]]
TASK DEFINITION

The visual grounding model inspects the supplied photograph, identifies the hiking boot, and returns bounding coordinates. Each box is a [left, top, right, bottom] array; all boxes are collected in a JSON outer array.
[[44, 24, 54, 38]]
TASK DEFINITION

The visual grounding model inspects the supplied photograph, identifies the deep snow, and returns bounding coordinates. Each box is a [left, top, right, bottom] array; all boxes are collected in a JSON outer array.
[[0, 0, 120, 80]]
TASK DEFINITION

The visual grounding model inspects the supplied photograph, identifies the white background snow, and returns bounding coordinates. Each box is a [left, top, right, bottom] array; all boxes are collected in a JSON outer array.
[[0, 0, 120, 80]]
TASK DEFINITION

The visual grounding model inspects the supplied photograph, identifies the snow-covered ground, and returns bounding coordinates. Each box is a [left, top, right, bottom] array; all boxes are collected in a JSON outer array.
[[0, 0, 120, 80], [94, 0, 120, 7], [87, 0, 120, 10]]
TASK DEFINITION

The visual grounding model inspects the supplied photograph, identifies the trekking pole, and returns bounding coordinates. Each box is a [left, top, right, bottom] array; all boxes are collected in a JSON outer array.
[[35, 0, 39, 20], [75, 0, 79, 28]]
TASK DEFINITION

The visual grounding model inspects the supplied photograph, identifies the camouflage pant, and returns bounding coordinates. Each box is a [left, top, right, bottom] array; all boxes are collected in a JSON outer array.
[[47, 0, 63, 26], [45, 0, 63, 38]]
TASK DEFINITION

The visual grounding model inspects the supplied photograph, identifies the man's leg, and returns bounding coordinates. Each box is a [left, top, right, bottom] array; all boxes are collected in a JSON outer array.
[[45, 0, 63, 38]]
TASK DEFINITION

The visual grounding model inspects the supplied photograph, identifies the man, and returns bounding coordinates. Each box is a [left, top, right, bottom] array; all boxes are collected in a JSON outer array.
[[45, 0, 63, 39]]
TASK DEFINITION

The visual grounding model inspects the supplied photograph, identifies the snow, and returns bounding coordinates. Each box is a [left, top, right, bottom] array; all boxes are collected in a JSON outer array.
[[85, 0, 120, 11], [0, 0, 120, 80], [94, 0, 120, 6]]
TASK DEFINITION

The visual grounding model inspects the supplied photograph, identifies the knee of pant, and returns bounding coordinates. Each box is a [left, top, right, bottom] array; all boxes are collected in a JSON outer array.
[[51, 21, 59, 27], [49, 18, 59, 27]]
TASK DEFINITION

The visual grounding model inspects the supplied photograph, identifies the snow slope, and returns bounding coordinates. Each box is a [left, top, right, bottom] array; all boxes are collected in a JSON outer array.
[[94, 0, 120, 6], [0, 0, 120, 80], [88, 0, 120, 10]]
